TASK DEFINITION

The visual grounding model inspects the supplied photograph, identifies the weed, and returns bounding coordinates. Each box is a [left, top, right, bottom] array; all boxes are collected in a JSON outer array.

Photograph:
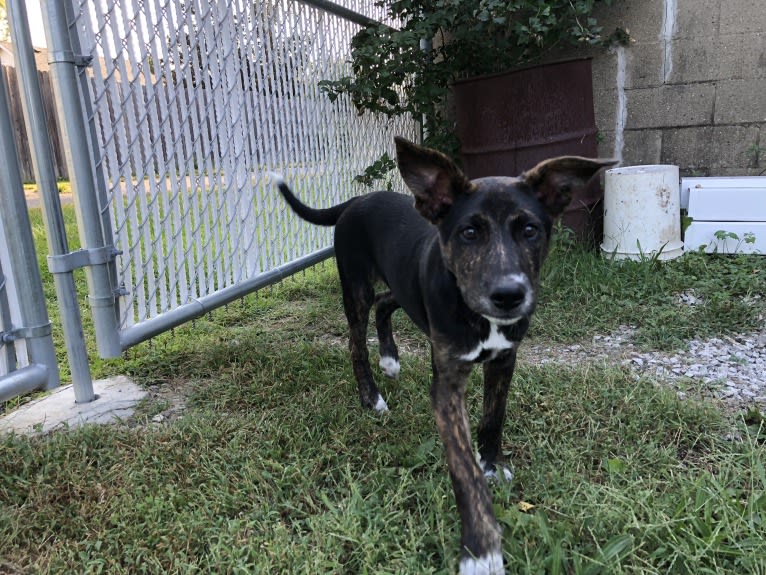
[[353, 152, 397, 190], [747, 142, 764, 168], [704, 230, 759, 254]]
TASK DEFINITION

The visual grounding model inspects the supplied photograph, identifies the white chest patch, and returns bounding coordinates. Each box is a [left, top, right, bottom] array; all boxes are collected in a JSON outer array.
[[459, 323, 515, 362]]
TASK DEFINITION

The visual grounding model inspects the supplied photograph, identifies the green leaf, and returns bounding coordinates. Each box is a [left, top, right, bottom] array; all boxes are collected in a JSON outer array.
[[603, 457, 627, 474]]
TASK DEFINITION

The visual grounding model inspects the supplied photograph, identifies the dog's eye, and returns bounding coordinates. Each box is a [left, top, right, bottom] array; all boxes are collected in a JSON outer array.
[[523, 224, 540, 240], [460, 226, 478, 242]]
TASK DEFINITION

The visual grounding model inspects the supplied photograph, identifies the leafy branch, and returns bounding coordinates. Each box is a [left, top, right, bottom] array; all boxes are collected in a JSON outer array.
[[321, 0, 620, 167]]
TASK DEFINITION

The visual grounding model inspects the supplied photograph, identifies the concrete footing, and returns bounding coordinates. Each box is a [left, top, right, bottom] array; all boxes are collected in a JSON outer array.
[[0, 375, 146, 435]]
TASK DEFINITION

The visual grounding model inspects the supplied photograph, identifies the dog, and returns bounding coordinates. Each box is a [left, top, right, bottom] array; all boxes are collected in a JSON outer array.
[[274, 137, 615, 574]]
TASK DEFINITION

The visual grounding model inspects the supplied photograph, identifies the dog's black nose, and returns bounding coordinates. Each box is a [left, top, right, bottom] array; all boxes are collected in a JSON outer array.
[[490, 284, 527, 311]]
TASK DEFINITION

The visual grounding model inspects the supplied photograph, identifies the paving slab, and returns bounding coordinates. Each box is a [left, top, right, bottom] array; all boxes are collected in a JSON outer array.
[[0, 375, 146, 435]]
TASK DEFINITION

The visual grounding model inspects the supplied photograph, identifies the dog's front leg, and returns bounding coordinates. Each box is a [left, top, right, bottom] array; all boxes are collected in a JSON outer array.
[[431, 349, 504, 575], [477, 351, 516, 481]]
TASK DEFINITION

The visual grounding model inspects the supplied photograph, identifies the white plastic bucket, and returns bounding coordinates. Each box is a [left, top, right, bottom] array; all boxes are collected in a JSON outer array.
[[601, 165, 683, 261]]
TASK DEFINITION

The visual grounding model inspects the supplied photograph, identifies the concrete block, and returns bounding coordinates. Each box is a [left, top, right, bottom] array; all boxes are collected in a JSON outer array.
[[720, 0, 766, 35], [0, 376, 147, 435], [715, 167, 766, 176], [676, 0, 720, 39], [749, 123, 765, 172], [597, 130, 617, 159], [592, 0, 666, 44], [661, 125, 760, 173], [622, 129, 663, 165], [590, 50, 617, 90], [626, 84, 716, 129], [667, 33, 766, 84], [718, 32, 766, 80], [670, 38, 721, 83], [714, 79, 766, 124], [594, 87, 618, 131], [626, 43, 666, 88]]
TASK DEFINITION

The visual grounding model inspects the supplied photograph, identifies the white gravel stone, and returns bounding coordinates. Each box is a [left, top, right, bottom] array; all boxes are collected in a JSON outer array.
[[522, 326, 766, 412]]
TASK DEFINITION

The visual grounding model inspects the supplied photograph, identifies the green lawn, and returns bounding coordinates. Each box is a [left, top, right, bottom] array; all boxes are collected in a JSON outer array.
[[1, 207, 765, 573]]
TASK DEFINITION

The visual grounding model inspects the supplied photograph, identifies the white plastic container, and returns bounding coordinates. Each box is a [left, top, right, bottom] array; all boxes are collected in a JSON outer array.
[[601, 165, 683, 260]]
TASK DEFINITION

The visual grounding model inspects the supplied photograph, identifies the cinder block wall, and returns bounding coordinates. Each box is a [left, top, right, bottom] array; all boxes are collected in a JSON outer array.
[[588, 0, 765, 176]]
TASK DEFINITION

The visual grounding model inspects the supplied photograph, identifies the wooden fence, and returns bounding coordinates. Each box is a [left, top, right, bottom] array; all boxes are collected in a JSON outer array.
[[2, 65, 68, 182]]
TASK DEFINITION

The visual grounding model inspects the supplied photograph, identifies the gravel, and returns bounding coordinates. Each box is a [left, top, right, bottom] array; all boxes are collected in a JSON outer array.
[[520, 325, 766, 413]]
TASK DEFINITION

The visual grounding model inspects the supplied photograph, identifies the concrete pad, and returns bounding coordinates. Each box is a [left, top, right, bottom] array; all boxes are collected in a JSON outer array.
[[0, 375, 146, 435]]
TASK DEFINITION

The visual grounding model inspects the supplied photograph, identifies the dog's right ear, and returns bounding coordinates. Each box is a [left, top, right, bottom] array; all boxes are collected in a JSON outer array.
[[394, 137, 473, 223]]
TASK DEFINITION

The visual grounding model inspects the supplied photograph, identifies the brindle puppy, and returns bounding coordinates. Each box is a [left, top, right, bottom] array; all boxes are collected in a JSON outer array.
[[275, 137, 615, 574]]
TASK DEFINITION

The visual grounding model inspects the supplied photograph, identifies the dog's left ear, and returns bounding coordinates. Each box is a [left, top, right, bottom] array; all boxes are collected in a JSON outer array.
[[522, 156, 618, 218], [394, 137, 473, 223]]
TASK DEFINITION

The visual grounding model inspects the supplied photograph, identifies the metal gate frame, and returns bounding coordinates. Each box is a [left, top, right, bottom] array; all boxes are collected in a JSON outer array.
[[3, 0, 416, 404], [0, 69, 58, 401], [0, 1, 62, 403]]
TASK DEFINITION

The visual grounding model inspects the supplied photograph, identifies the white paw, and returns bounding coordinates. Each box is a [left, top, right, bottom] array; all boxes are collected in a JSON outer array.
[[480, 459, 513, 483], [459, 551, 505, 575], [378, 356, 400, 378], [373, 394, 389, 413]]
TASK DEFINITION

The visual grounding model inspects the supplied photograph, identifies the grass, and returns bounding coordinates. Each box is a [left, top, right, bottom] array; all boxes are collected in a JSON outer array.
[[533, 229, 766, 348], [1, 207, 765, 573]]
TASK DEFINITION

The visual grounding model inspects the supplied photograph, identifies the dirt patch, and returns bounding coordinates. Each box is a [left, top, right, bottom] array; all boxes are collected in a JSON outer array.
[[130, 378, 192, 427]]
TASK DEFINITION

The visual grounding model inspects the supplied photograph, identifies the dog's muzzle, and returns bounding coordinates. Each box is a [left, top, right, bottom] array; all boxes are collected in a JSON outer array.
[[486, 274, 534, 321]]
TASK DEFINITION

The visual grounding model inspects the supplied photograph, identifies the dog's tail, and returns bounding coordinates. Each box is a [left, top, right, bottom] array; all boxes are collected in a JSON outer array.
[[271, 173, 353, 226]]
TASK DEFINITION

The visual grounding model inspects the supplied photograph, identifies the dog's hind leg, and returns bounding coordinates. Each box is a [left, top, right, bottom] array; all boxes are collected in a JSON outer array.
[[374, 291, 401, 378], [477, 352, 516, 482], [337, 264, 388, 413]]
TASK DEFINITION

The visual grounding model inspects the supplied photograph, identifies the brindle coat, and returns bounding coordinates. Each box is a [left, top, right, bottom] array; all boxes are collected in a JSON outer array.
[[276, 137, 615, 574]]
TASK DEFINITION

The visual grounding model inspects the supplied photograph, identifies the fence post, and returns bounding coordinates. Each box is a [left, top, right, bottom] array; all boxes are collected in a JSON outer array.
[[0, 71, 60, 393], [39, 0, 122, 358], [8, 0, 95, 402], [0, 262, 18, 371]]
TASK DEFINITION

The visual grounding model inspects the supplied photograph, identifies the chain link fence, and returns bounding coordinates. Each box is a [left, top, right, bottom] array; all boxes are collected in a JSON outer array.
[[73, 0, 416, 334]]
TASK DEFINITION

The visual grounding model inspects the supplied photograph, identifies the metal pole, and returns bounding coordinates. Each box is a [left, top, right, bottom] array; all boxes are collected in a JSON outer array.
[[0, 365, 49, 404], [0, 264, 19, 371], [120, 247, 333, 349], [38, 0, 122, 358], [295, 0, 386, 28], [0, 71, 60, 391], [8, 0, 95, 402]]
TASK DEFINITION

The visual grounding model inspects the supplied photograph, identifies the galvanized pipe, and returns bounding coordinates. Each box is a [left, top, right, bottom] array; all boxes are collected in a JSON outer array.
[[120, 248, 333, 349], [296, 0, 384, 28], [0, 265, 19, 371], [8, 0, 95, 402], [0, 364, 50, 404], [0, 71, 60, 391], [38, 0, 122, 358]]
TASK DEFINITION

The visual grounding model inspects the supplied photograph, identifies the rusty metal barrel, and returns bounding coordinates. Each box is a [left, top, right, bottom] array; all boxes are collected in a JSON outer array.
[[453, 58, 601, 241]]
